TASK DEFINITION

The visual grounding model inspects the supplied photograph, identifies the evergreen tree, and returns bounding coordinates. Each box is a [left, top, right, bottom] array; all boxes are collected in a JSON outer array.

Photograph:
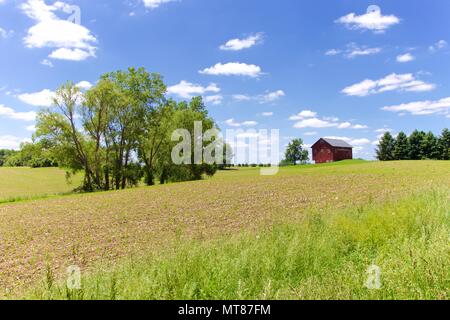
[[376, 132, 395, 161], [438, 128, 450, 160], [420, 131, 439, 159], [393, 131, 410, 160], [408, 130, 426, 160]]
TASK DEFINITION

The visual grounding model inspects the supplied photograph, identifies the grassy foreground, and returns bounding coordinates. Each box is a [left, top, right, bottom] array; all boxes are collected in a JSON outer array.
[[27, 189, 449, 300]]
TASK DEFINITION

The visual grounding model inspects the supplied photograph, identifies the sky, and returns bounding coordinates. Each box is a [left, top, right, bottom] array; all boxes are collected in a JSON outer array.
[[0, 0, 449, 160]]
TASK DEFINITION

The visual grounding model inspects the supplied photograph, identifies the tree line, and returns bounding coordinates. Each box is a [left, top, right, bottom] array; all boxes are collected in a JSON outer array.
[[376, 129, 450, 161], [2, 67, 232, 191]]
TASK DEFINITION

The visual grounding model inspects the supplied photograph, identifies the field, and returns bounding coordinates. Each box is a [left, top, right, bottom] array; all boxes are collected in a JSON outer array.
[[0, 161, 449, 299], [0, 167, 82, 203]]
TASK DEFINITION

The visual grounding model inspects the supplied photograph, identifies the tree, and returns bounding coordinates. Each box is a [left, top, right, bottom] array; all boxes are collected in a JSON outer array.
[[376, 132, 395, 161], [285, 139, 308, 165], [420, 131, 439, 160], [101, 67, 166, 190], [438, 128, 450, 160], [408, 130, 426, 160], [393, 131, 410, 160], [0, 149, 17, 167]]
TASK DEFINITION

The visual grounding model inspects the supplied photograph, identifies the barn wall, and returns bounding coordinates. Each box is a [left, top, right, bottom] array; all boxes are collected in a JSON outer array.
[[312, 141, 334, 164], [333, 148, 353, 161], [312, 140, 353, 164]]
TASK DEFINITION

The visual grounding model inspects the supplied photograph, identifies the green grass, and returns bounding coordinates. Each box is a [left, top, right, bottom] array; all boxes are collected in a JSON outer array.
[[27, 188, 449, 300], [0, 167, 82, 203]]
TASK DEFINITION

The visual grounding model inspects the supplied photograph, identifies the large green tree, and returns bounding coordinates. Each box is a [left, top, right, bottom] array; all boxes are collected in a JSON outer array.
[[285, 139, 309, 165]]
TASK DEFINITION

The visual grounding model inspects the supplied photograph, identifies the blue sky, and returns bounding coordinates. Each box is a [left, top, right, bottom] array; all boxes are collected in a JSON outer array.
[[0, 0, 449, 159]]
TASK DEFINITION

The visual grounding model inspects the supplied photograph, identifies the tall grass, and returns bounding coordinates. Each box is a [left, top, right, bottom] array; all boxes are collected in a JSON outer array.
[[28, 189, 449, 300]]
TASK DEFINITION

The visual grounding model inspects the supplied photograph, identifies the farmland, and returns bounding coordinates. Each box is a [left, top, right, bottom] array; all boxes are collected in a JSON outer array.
[[0, 160, 449, 299], [0, 167, 82, 203]]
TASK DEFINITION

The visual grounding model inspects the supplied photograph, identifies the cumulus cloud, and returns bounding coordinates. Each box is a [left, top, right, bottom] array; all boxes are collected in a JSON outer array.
[[342, 73, 435, 97], [382, 97, 450, 116], [76, 81, 93, 90], [204, 95, 223, 105], [17, 89, 55, 107], [397, 53, 415, 63], [336, 6, 400, 33], [220, 33, 263, 51], [20, 0, 97, 61], [0, 105, 37, 122], [261, 112, 274, 117], [199, 62, 263, 78], [0, 135, 32, 150], [290, 110, 367, 130], [289, 110, 317, 120], [324, 136, 371, 146], [167, 80, 220, 99]]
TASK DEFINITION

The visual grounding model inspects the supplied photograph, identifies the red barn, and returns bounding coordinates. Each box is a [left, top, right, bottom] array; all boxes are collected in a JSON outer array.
[[311, 138, 353, 164]]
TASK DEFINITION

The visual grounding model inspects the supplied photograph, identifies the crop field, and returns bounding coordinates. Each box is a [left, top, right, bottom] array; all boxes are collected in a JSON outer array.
[[0, 161, 449, 299]]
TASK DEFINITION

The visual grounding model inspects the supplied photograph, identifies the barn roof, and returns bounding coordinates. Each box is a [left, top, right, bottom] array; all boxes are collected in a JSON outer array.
[[313, 138, 353, 149]]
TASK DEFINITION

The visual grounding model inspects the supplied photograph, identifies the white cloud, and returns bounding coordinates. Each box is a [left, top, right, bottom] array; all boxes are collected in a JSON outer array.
[[232, 90, 285, 104], [429, 40, 448, 52], [342, 73, 435, 97], [49, 47, 95, 61], [261, 112, 274, 117], [290, 110, 367, 130], [0, 27, 13, 39], [0, 105, 37, 122], [304, 131, 318, 136], [382, 97, 450, 116], [204, 95, 223, 105], [397, 53, 415, 63], [41, 59, 53, 67], [220, 33, 263, 51], [142, 0, 176, 9], [20, 0, 97, 61], [325, 49, 341, 56], [167, 80, 220, 99], [326, 43, 381, 59], [18, 89, 55, 107], [0, 135, 32, 150], [294, 118, 337, 129], [347, 47, 381, 58], [76, 81, 93, 90], [336, 7, 400, 33], [232, 94, 252, 102], [375, 128, 392, 134], [224, 119, 258, 127], [199, 62, 263, 78], [26, 125, 36, 132], [259, 90, 285, 103], [324, 136, 371, 146], [289, 110, 317, 120]]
